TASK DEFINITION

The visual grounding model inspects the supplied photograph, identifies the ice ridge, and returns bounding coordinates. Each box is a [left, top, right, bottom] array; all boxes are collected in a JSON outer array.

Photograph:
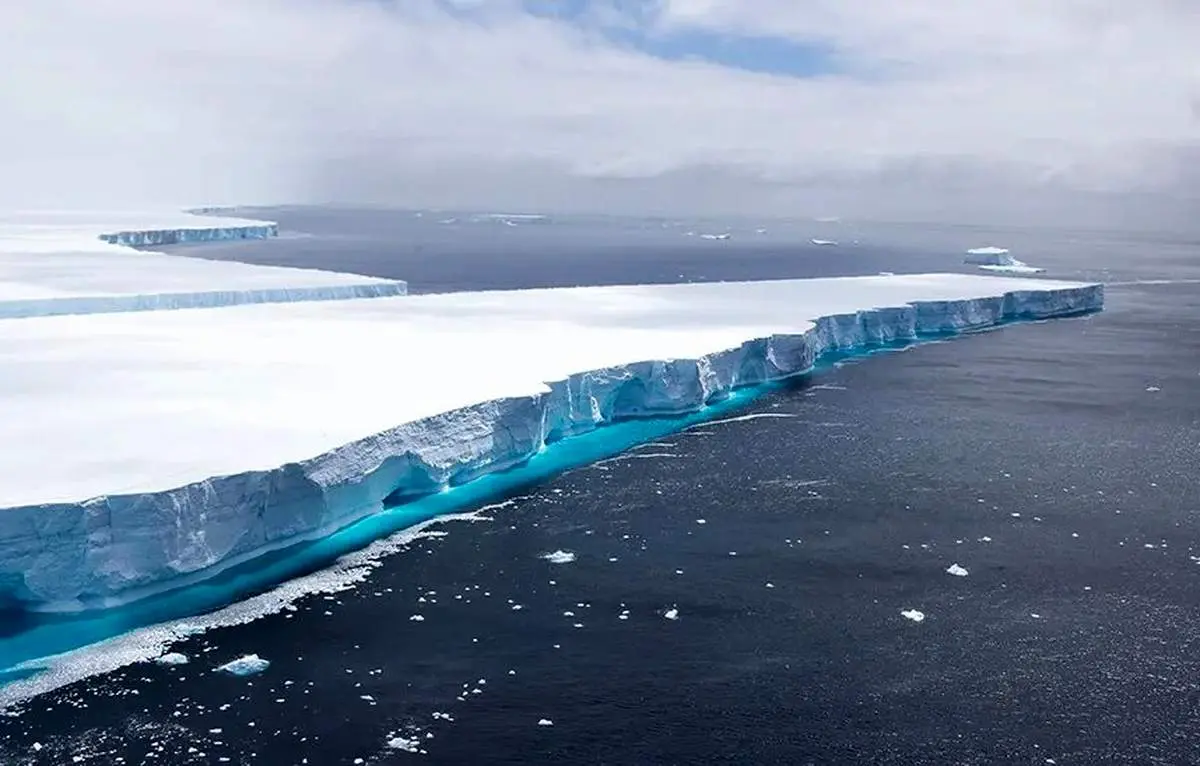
[[0, 283, 1103, 610]]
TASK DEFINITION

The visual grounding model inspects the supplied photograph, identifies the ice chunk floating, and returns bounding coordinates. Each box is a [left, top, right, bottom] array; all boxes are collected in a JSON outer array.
[[0, 272, 1100, 610], [216, 654, 270, 677]]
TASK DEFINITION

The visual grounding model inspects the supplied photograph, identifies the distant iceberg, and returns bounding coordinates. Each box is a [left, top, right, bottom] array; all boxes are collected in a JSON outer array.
[[964, 246, 1045, 274], [810, 239, 838, 246]]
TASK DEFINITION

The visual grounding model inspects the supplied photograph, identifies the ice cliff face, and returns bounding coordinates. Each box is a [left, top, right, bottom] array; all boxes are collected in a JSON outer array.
[[0, 284, 1103, 610], [98, 223, 278, 247]]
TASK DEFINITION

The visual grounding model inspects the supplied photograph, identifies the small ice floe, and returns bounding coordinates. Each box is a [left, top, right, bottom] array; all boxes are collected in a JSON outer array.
[[663, 607, 680, 621], [410, 614, 425, 622], [155, 652, 189, 666], [1146, 386, 1161, 392], [900, 609, 926, 623], [946, 564, 970, 577], [387, 736, 421, 752], [541, 550, 576, 565], [810, 238, 838, 246], [216, 654, 270, 677], [1031, 613, 1042, 619], [537, 719, 554, 727], [878, 271, 895, 276], [699, 232, 731, 241]]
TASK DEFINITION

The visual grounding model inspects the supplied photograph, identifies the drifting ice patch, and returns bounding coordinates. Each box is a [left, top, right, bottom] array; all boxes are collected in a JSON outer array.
[[946, 563, 970, 577], [387, 735, 421, 752], [153, 652, 189, 666], [541, 550, 577, 565], [810, 239, 838, 246], [216, 654, 270, 677], [901, 610, 926, 623]]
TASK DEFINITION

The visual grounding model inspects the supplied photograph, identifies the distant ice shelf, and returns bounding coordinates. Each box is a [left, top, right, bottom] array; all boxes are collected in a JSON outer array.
[[0, 211, 407, 317], [0, 273, 1102, 610]]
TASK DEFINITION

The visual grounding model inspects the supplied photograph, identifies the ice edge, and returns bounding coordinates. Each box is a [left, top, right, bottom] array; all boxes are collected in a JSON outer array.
[[1, 216, 405, 317], [0, 282, 410, 319], [0, 282, 1104, 609]]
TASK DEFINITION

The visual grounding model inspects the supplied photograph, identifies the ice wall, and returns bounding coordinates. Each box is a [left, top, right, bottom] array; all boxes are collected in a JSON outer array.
[[97, 223, 278, 247], [964, 246, 1017, 266], [0, 282, 1103, 610]]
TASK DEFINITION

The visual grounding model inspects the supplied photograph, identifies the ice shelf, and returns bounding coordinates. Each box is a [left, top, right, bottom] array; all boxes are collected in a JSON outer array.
[[0, 211, 407, 317], [0, 273, 1101, 609]]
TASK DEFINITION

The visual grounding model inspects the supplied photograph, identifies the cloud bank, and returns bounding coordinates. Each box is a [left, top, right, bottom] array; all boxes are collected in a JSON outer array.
[[2, 1, 1197, 225]]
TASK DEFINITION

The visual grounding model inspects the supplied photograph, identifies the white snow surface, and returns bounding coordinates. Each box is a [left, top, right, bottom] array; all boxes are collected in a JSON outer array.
[[0, 268, 1102, 608], [0, 211, 406, 317]]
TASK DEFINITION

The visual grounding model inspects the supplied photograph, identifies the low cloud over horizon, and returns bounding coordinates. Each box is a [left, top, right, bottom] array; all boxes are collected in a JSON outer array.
[[3, 1, 1198, 227]]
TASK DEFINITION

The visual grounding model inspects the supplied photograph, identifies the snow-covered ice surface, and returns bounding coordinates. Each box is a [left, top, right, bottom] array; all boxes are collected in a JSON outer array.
[[0, 211, 407, 318], [0, 270, 1101, 609]]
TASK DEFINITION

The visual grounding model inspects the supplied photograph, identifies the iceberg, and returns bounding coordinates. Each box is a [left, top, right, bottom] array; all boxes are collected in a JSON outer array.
[[0, 212, 407, 317], [964, 246, 1045, 274], [0, 272, 1101, 610], [216, 654, 269, 676], [0, 210, 280, 254]]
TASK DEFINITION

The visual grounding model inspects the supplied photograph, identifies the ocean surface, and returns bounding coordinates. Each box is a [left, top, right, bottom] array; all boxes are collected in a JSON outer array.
[[1, 208, 1197, 765]]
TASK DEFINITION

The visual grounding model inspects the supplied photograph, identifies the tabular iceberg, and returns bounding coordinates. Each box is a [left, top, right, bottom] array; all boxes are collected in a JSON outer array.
[[0, 274, 1102, 610], [0, 212, 407, 318], [964, 246, 1045, 274]]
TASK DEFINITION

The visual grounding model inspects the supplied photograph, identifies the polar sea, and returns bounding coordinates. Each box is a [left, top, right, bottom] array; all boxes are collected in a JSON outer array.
[[1, 209, 1197, 765]]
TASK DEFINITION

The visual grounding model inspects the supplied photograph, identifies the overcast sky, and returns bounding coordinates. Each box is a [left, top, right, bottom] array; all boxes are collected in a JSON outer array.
[[3, 1, 1198, 226]]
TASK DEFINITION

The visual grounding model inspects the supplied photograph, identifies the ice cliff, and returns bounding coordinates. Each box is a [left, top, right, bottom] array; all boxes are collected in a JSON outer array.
[[98, 222, 278, 247], [0, 281, 1103, 610]]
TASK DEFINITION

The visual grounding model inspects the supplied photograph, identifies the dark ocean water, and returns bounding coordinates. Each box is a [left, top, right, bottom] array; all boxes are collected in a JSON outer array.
[[1, 209, 1198, 765]]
